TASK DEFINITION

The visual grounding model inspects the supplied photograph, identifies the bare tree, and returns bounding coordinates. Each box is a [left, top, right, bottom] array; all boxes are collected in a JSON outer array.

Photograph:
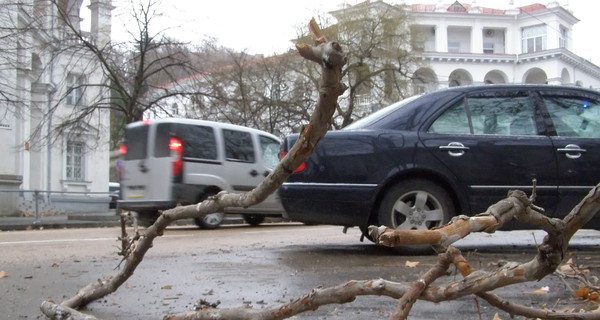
[[292, 2, 421, 129], [0, 0, 206, 150]]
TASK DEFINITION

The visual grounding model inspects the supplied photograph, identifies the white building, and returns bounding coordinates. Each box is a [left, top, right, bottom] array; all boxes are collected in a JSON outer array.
[[331, 1, 600, 94], [0, 0, 113, 216]]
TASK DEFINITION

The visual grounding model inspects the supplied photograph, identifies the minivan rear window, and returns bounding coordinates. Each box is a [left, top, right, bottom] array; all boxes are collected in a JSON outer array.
[[223, 129, 255, 163], [177, 124, 218, 160], [125, 125, 148, 160], [154, 123, 218, 160]]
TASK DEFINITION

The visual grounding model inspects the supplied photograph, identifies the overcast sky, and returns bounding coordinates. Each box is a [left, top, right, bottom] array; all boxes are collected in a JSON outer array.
[[99, 0, 598, 65]]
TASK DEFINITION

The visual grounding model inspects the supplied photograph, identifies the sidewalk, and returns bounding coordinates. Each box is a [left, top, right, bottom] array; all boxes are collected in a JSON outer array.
[[0, 211, 246, 231], [0, 211, 122, 230]]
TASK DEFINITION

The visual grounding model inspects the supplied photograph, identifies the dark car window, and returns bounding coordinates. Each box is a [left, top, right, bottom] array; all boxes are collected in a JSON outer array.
[[542, 95, 600, 138], [223, 129, 255, 163], [176, 124, 218, 160], [469, 95, 537, 136], [427, 99, 470, 134], [343, 95, 421, 130], [428, 93, 537, 136], [124, 125, 148, 160], [154, 123, 218, 159], [154, 123, 171, 158]]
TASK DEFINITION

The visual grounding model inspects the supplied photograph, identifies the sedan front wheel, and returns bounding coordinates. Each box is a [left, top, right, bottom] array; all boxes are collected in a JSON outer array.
[[378, 179, 452, 230]]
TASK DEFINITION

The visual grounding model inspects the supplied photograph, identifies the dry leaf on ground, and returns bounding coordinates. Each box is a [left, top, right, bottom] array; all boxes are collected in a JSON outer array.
[[0, 271, 7, 279], [527, 286, 550, 294], [405, 260, 419, 268]]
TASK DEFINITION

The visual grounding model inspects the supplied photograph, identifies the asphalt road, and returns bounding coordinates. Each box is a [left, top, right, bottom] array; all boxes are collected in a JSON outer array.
[[1, 224, 599, 319]]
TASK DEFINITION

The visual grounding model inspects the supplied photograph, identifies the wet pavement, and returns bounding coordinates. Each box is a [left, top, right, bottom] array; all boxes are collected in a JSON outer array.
[[1, 224, 599, 319]]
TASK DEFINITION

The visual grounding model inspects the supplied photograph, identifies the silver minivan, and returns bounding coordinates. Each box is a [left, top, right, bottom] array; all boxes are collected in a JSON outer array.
[[118, 118, 283, 228]]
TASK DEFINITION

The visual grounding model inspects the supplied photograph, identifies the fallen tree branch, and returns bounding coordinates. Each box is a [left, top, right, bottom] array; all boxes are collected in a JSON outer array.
[[41, 17, 347, 319], [477, 292, 600, 320], [368, 189, 533, 249], [40, 301, 100, 320], [390, 246, 465, 320]]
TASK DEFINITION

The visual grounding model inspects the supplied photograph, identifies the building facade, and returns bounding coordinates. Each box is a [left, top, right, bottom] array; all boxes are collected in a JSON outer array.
[[0, 0, 113, 216], [332, 1, 600, 95]]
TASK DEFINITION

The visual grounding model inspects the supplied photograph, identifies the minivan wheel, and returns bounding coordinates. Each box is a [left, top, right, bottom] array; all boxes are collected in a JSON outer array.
[[377, 179, 452, 231], [195, 213, 225, 230], [243, 214, 265, 226], [193, 192, 225, 230]]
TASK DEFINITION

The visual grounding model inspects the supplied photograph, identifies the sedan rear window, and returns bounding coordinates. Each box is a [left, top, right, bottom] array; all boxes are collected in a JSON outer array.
[[343, 95, 420, 130]]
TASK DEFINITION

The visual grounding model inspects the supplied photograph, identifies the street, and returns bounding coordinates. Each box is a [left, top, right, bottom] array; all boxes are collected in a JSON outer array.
[[1, 223, 599, 319]]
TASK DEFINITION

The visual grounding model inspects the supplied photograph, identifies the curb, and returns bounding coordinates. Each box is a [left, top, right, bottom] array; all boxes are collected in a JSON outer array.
[[0, 212, 257, 231]]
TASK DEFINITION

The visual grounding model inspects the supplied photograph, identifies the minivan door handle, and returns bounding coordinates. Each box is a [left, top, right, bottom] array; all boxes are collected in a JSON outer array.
[[138, 162, 148, 173], [557, 144, 586, 159], [439, 142, 469, 157], [249, 169, 259, 177]]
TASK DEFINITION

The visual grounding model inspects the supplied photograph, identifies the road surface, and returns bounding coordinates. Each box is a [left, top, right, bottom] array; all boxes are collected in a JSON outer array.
[[1, 223, 599, 319]]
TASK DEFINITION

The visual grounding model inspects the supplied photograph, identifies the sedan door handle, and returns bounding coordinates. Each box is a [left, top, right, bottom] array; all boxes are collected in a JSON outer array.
[[439, 142, 469, 157], [557, 144, 586, 159], [249, 169, 259, 177]]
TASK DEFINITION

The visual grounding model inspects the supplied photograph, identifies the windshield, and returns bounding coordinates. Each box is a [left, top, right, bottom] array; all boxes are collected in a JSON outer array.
[[343, 95, 421, 130]]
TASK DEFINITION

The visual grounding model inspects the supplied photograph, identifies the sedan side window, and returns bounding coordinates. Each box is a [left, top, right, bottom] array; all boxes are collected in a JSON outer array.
[[428, 100, 471, 134], [468, 96, 537, 136], [428, 95, 537, 136], [542, 96, 600, 138]]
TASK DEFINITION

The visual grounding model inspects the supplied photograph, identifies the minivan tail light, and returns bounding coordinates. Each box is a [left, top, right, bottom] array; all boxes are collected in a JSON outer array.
[[169, 138, 183, 176], [279, 151, 306, 173], [119, 144, 127, 156]]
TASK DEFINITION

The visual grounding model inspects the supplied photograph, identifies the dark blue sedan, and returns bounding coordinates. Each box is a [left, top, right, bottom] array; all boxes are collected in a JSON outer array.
[[279, 85, 600, 238]]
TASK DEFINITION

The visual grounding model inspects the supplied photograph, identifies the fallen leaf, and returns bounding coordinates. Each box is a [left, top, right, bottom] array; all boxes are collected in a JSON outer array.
[[527, 286, 550, 294], [574, 287, 590, 298], [161, 285, 172, 290], [492, 312, 502, 320], [405, 260, 419, 268], [0, 271, 8, 279], [589, 291, 599, 300], [51, 263, 59, 268]]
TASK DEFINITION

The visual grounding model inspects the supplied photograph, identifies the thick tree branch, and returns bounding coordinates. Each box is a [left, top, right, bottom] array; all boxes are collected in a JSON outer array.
[[41, 18, 347, 319]]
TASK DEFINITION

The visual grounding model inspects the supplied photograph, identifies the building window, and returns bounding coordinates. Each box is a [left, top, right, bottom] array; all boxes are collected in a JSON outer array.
[[66, 73, 85, 106], [522, 25, 546, 53], [66, 141, 84, 180], [483, 43, 494, 54], [448, 42, 460, 53], [559, 25, 567, 49]]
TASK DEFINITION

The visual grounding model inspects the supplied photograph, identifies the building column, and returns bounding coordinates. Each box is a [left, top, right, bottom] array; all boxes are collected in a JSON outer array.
[[435, 24, 448, 52], [471, 25, 483, 54]]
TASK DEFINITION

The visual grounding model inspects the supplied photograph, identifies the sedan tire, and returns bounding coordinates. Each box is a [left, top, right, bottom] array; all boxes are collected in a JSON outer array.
[[377, 179, 453, 230]]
